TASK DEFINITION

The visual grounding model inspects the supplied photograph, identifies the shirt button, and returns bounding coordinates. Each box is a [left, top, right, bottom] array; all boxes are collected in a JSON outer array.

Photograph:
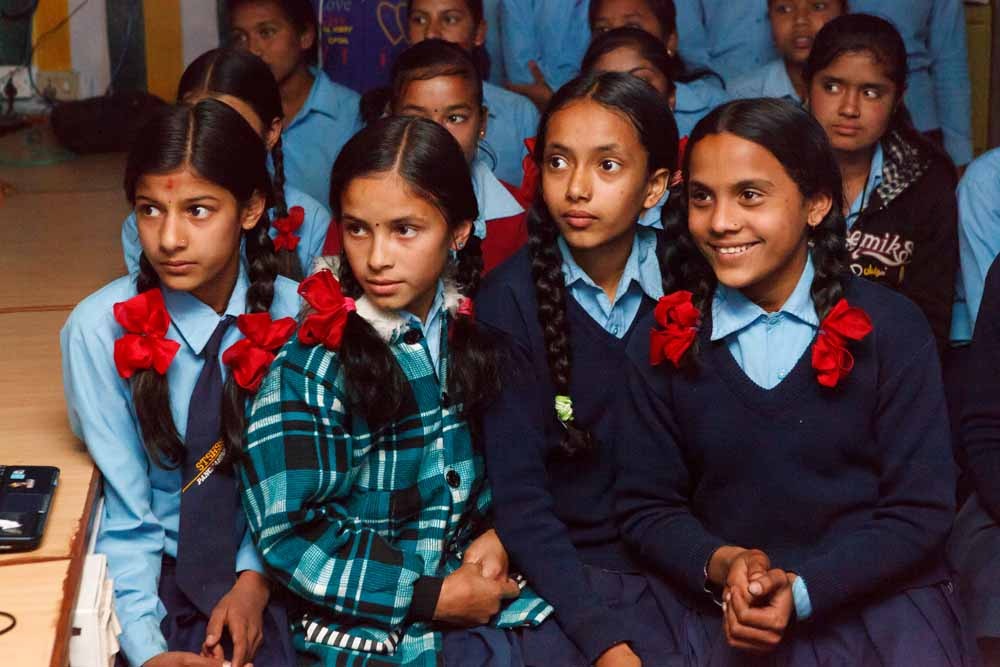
[[777, 370, 787, 379], [403, 329, 422, 345], [446, 470, 461, 488]]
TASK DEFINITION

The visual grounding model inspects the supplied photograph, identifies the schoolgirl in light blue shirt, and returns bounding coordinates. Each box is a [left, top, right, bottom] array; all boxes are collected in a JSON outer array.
[[674, 0, 776, 85], [850, 0, 974, 166], [728, 59, 800, 104], [63, 100, 299, 667], [500, 0, 591, 92]]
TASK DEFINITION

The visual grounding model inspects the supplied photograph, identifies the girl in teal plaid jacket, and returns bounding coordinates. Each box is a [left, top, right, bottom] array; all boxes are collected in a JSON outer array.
[[239, 116, 551, 666]]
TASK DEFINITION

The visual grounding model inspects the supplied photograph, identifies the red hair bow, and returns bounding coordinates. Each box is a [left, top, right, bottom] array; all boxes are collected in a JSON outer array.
[[222, 313, 296, 392], [515, 137, 539, 208], [297, 269, 356, 350], [456, 297, 474, 319], [650, 291, 700, 367], [113, 289, 181, 379], [273, 205, 305, 251], [811, 298, 873, 388]]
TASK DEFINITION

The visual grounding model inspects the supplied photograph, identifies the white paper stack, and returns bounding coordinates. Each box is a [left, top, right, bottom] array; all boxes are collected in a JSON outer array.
[[70, 552, 121, 667]]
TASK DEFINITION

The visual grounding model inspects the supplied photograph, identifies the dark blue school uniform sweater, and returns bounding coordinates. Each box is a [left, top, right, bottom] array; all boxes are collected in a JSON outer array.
[[618, 275, 956, 621], [962, 254, 1000, 520], [477, 248, 654, 662]]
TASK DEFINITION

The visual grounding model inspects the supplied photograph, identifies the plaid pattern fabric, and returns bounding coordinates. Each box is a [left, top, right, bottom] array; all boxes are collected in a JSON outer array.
[[240, 319, 551, 666], [873, 130, 931, 211]]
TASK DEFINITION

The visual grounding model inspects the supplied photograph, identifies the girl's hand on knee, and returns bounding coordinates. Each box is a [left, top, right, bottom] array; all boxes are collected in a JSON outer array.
[[201, 570, 270, 667], [433, 561, 521, 626], [462, 529, 510, 581], [594, 642, 642, 667]]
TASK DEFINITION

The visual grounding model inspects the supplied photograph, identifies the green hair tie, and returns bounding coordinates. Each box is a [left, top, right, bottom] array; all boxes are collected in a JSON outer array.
[[554, 395, 574, 424]]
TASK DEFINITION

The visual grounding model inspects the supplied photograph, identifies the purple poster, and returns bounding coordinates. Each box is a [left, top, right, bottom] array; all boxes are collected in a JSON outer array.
[[320, 0, 409, 94]]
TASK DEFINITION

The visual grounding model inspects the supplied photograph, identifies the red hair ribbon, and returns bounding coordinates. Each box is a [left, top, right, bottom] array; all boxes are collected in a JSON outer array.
[[515, 137, 539, 208], [273, 205, 305, 252], [113, 289, 182, 379], [222, 313, 296, 392], [297, 269, 356, 350], [457, 297, 475, 319], [650, 290, 701, 367], [812, 298, 873, 388]]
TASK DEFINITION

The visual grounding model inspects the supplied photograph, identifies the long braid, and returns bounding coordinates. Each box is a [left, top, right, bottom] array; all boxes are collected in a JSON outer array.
[[527, 205, 594, 455], [131, 253, 186, 467], [269, 136, 304, 280], [220, 210, 279, 467], [449, 234, 500, 420], [807, 209, 850, 322]]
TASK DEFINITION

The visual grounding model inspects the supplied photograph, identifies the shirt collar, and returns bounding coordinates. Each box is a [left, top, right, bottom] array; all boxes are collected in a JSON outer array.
[[558, 227, 663, 302], [711, 253, 818, 341], [764, 60, 800, 102], [161, 263, 249, 354], [287, 67, 347, 129], [401, 280, 447, 332], [471, 156, 524, 238], [846, 143, 885, 225]]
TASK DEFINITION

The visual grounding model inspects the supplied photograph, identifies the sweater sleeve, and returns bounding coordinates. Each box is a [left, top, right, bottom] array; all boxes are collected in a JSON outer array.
[[239, 344, 440, 629], [961, 256, 1000, 519], [615, 355, 728, 599], [899, 161, 959, 351], [783, 317, 956, 620], [480, 300, 632, 663]]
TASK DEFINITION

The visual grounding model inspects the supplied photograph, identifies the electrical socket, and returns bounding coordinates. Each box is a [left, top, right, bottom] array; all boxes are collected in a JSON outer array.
[[35, 70, 80, 101]]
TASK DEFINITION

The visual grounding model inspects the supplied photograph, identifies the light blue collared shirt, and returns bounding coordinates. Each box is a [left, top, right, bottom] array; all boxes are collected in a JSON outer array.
[[482, 81, 540, 185], [728, 59, 801, 104], [280, 68, 362, 207], [471, 155, 525, 240], [483, 0, 506, 85], [674, 0, 776, 86], [845, 143, 884, 231], [121, 183, 331, 276], [558, 227, 663, 337], [60, 267, 301, 666], [500, 0, 591, 91], [849, 0, 973, 166], [401, 281, 447, 375], [675, 79, 731, 138], [711, 255, 818, 619], [950, 147, 1000, 343]]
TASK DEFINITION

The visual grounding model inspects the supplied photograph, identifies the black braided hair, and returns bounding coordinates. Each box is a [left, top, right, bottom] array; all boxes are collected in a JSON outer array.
[[124, 99, 275, 468], [328, 115, 496, 425], [527, 71, 679, 455], [663, 97, 849, 368]]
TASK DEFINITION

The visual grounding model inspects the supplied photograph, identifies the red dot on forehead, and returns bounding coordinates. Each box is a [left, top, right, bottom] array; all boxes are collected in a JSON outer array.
[[165, 178, 174, 189]]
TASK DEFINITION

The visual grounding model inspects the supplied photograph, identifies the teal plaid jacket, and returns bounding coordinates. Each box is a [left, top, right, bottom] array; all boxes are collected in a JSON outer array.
[[240, 319, 551, 666]]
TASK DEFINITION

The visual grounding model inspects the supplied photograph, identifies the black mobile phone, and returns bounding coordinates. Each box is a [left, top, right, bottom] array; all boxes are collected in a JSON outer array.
[[0, 465, 59, 552]]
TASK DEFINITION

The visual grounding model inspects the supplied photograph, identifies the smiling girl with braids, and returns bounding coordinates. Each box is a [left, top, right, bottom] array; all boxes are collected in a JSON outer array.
[[476, 71, 680, 667], [618, 98, 968, 665], [62, 100, 300, 667], [239, 115, 550, 667]]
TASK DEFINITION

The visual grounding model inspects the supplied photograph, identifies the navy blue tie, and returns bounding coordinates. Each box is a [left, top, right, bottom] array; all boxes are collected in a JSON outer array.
[[176, 315, 238, 617]]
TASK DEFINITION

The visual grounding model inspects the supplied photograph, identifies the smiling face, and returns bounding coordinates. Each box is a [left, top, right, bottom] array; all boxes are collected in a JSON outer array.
[[341, 171, 471, 320], [541, 98, 667, 256], [687, 132, 831, 311], [407, 0, 485, 52], [396, 74, 485, 164], [807, 50, 898, 156], [135, 167, 264, 312], [591, 45, 674, 107], [769, 0, 843, 66], [229, 1, 313, 84]]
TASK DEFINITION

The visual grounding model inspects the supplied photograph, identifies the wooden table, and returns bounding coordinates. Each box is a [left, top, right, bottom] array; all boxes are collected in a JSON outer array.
[[0, 150, 117, 666]]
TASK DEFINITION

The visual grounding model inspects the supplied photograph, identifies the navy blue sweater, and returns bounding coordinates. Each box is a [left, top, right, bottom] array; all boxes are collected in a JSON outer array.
[[477, 248, 653, 662], [962, 254, 1000, 520], [618, 276, 956, 621]]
